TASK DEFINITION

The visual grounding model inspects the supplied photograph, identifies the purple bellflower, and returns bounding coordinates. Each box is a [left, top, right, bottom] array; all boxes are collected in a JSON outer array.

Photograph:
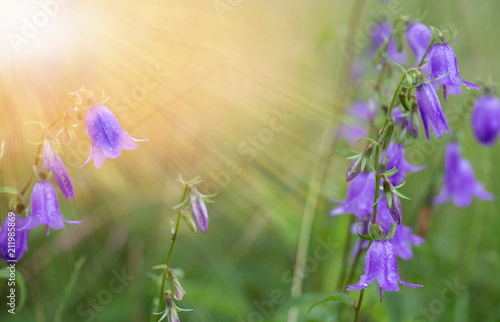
[[21, 181, 81, 236], [347, 240, 423, 296], [406, 23, 431, 69], [434, 142, 494, 207], [371, 22, 407, 65], [331, 172, 375, 220], [43, 151, 74, 200], [80, 105, 148, 169], [416, 82, 450, 140], [384, 142, 425, 185], [0, 214, 30, 262], [190, 194, 209, 233], [471, 94, 500, 146], [428, 44, 481, 101]]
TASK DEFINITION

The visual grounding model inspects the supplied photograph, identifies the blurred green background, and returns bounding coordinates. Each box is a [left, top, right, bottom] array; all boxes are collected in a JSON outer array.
[[1, 0, 500, 321]]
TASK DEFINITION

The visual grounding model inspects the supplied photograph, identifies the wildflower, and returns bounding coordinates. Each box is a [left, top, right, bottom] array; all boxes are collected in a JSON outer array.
[[331, 172, 375, 220], [416, 82, 450, 140], [434, 142, 494, 207], [190, 193, 209, 233], [44, 150, 75, 199], [371, 22, 407, 65], [406, 22, 431, 68], [21, 181, 81, 236], [471, 94, 500, 146], [347, 239, 423, 297], [0, 213, 30, 262], [428, 44, 481, 101], [384, 143, 425, 185], [80, 105, 148, 169]]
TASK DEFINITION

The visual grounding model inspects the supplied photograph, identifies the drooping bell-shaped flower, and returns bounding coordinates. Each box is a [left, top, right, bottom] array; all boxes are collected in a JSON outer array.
[[21, 181, 81, 236], [371, 22, 407, 65], [416, 83, 450, 140], [44, 151, 74, 199], [434, 142, 494, 207], [190, 194, 209, 233], [80, 105, 148, 169], [471, 94, 500, 146], [428, 44, 481, 101], [347, 240, 423, 295], [384, 143, 425, 185], [406, 23, 431, 69], [0, 214, 30, 262], [331, 172, 375, 220]]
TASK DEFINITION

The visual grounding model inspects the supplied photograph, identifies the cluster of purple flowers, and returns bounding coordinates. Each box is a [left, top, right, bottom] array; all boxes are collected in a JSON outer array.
[[334, 19, 495, 300], [0, 101, 147, 263]]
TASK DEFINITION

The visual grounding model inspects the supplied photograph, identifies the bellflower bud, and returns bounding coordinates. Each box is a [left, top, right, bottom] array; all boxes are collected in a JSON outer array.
[[346, 143, 374, 182], [190, 190, 209, 233], [383, 178, 402, 225]]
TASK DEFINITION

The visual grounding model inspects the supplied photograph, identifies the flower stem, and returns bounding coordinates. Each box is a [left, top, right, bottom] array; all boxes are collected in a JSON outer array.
[[155, 185, 189, 320], [353, 289, 365, 322]]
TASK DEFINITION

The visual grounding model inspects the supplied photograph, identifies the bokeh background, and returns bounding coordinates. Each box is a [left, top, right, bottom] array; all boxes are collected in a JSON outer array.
[[1, 0, 500, 321]]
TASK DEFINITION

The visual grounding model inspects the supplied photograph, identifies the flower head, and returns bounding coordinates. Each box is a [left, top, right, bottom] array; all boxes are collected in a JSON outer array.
[[416, 82, 450, 140], [347, 240, 423, 295], [428, 44, 481, 101], [471, 94, 500, 146], [21, 181, 81, 236], [434, 142, 494, 207], [80, 105, 148, 169], [0, 213, 30, 262], [406, 22, 431, 69], [331, 172, 375, 220]]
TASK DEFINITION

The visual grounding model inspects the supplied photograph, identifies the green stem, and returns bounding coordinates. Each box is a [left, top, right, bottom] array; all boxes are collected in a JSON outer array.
[[155, 186, 189, 320], [353, 288, 365, 322], [351, 25, 435, 322]]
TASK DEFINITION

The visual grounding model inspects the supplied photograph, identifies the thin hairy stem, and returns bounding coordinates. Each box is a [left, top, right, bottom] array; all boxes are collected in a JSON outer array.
[[155, 186, 189, 320]]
